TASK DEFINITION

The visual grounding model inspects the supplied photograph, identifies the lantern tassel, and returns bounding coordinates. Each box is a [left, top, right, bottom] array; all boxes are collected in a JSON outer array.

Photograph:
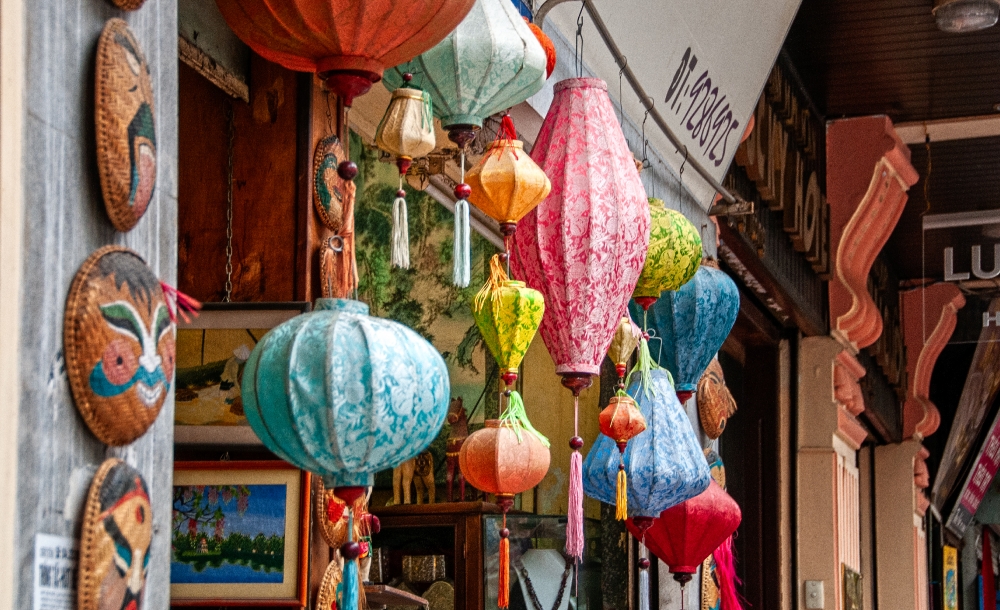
[[626, 337, 657, 399], [473, 254, 509, 313], [341, 515, 360, 610], [714, 535, 743, 610], [499, 390, 550, 447], [567, 449, 584, 558], [159, 281, 202, 324], [638, 550, 650, 610], [498, 517, 510, 608], [615, 462, 628, 520], [391, 191, 410, 269], [453, 197, 471, 287]]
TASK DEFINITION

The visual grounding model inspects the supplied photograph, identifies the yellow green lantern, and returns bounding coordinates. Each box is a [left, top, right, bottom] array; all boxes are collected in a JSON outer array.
[[472, 254, 544, 388], [632, 198, 702, 310]]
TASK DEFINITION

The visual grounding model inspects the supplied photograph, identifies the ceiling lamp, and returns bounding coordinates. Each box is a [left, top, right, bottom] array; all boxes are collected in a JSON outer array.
[[934, 0, 1000, 32]]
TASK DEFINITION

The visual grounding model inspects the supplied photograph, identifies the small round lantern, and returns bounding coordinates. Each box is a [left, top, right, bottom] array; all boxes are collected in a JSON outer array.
[[376, 75, 436, 269], [524, 18, 556, 79], [598, 393, 646, 519], [461, 417, 550, 609], [466, 115, 551, 253], [632, 198, 702, 311], [242, 298, 449, 610]]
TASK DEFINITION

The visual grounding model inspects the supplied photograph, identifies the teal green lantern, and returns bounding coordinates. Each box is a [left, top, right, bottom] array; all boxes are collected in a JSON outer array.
[[241, 298, 450, 489], [383, 0, 547, 147]]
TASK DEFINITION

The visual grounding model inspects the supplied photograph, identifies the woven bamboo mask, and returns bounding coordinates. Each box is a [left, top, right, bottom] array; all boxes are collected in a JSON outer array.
[[697, 359, 737, 439], [64, 246, 175, 445], [77, 458, 152, 610], [95, 19, 157, 232]]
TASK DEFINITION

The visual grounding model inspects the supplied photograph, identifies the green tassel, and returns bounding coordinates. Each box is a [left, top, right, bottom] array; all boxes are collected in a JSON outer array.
[[625, 337, 657, 399], [499, 391, 550, 447]]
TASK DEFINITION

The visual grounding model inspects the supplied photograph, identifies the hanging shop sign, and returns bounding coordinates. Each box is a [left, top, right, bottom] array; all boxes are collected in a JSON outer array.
[[544, 0, 803, 209], [946, 407, 1000, 537], [923, 211, 1000, 345]]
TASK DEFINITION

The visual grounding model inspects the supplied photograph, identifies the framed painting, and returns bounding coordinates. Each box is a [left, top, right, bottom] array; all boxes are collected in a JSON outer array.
[[173, 303, 309, 445], [170, 461, 310, 607]]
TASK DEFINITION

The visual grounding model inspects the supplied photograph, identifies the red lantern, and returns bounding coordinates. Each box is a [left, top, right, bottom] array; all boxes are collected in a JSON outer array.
[[598, 394, 646, 519], [523, 18, 556, 78], [626, 481, 741, 584], [215, 0, 475, 106]]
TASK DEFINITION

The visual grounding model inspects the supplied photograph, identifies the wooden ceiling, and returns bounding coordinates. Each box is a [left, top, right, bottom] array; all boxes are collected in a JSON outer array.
[[785, 0, 1000, 123], [785, 0, 1000, 282]]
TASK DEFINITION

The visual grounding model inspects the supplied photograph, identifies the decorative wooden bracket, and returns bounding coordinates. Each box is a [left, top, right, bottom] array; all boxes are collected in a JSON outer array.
[[901, 284, 965, 440], [827, 117, 919, 352], [834, 350, 869, 450]]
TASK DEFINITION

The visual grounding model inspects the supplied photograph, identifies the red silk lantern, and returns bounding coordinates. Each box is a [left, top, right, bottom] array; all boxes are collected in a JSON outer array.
[[511, 77, 649, 560], [599, 394, 646, 520], [626, 481, 741, 584], [215, 0, 475, 106]]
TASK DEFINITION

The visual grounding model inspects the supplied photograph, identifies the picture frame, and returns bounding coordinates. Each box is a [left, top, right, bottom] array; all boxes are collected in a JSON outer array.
[[173, 302, 309, 445], [170, 461, 310, 607]]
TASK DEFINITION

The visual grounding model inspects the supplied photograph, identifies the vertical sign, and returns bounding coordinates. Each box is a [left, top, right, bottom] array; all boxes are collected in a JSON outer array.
[[947, 408, 1000, 537], [944, 545, 958, 610], [33, 533, 77, 610]]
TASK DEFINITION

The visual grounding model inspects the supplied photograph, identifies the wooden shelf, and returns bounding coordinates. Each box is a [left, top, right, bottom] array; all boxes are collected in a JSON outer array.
[[364, 584, 428, 609]]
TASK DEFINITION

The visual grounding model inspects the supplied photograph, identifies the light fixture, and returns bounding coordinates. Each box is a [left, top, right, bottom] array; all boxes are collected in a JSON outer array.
[[934, 0, 1000, 33]]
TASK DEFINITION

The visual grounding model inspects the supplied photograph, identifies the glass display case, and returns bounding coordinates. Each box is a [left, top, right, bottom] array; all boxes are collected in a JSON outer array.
[[370, 504, 602, 610]]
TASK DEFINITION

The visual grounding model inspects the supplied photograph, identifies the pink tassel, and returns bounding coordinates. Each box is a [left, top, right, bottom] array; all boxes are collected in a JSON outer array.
[[566, 449, 584, 559], [160, 281, 202, 324], [713, 535, 743, 610]]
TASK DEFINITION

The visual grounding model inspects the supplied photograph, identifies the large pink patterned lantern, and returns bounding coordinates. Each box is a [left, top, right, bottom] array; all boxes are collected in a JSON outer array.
[[511, 77, 650, 561]]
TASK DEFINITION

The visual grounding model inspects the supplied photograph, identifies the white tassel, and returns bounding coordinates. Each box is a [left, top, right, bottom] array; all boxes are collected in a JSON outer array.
[[639, 547, 650, 610], [453, 198, 470, 287], [391, 194, 410, 269]]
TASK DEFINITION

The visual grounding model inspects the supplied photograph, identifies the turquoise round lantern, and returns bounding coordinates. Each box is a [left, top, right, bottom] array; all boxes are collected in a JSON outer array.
[[583, 368, 710, 516], [383, 0, 547, 143], [242, 298, 450, 488], [629, 262, 739, 403]]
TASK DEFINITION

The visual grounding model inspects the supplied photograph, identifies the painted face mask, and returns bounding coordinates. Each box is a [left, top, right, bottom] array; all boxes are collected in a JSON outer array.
[[65, 246, 175, 445], [79, 459, 152, 610], [96, 18, 157, 232]]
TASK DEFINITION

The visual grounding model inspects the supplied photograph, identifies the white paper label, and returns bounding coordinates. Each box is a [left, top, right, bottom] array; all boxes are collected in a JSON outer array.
[[33, 533, 77, 610]]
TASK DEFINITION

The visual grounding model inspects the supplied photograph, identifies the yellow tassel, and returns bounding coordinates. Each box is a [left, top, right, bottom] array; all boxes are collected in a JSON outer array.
[[473, 254, 509, 313], [498, 535, 510, 608], [616, 466, 628, 520]]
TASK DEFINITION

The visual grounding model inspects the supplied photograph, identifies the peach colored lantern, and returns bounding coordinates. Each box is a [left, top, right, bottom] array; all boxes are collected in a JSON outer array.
[[599, 394, 646, 520], [460, 417, 550, 608]]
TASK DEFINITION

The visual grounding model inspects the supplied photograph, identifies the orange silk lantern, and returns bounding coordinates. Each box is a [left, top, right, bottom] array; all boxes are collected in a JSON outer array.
[[523, 18, 556, 78], [599, 394, 646, 519], [467, 115, 551, 253], [460, 415, 550, 608], [215, 0, 475, 106]]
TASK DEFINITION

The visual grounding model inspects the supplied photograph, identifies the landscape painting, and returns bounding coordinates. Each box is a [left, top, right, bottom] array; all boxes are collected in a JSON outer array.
[[170, 462, 307, 606], [171, 483, 287, 584]]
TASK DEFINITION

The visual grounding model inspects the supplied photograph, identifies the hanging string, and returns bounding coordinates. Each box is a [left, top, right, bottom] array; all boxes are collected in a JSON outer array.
[[618, 57, 627, 127], [574, 4, 585, 78]]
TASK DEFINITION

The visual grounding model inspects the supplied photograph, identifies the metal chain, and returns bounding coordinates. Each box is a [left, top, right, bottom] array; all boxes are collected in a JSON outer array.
[[224, 104, 235, 302]]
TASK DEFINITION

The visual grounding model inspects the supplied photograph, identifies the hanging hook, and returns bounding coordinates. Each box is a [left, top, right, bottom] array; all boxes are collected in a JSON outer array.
[[574, 3, 585, 78], [679, 146, 689, 175], [618, 56, 627, 126], [640, 110, 651, 169]]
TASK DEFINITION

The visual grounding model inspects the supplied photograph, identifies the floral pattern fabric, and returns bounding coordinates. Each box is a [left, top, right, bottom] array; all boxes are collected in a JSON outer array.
[[473, 280, 544, 373], [511, 78, 650, 375], [632, 198, 702, 298], [582, 368, 710, 516], [383, 0, 546, 128], [242, 298, 450, 487], [630, 264, 740, 393]]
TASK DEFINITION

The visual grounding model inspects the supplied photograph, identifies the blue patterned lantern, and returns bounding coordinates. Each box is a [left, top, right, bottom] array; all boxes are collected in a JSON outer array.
[[242, 298, 450, 488], [630, 261, 739, 403], [583, 368, 710, 516]]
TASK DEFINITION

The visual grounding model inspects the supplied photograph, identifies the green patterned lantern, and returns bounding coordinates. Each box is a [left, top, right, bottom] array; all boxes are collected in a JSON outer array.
[[383, 0, 547, 147], [472, 254, 544, 389], [633, 198, 702, 310]]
